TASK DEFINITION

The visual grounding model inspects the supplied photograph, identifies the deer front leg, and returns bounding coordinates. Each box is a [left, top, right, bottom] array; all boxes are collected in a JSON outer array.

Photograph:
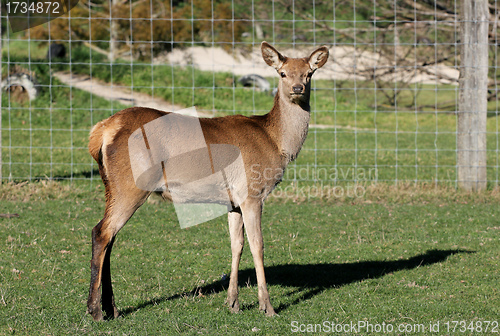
[[241, 200, 276, 316], [226, 209, 245, 313]]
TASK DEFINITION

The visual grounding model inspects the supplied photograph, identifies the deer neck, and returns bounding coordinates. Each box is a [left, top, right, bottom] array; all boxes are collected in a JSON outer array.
[[264, 88, 311, 163]]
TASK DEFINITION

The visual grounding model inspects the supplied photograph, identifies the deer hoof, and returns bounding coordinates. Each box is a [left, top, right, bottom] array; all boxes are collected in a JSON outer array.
[[227, 298, 240, 313], [260, 302, 277, 317], [265, 309, 277, 317], [88, 307, 104, 322]]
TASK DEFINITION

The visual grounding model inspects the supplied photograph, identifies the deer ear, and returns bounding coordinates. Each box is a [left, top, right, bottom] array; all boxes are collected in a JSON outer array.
[[309, 46, 329, 70], [261, 41, 286, 70]]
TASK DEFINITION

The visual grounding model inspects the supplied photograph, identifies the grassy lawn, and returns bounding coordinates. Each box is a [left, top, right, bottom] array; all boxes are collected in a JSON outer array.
[[0, 183, 499, 335], [1, 39, 500, 334], [1, 2, 500, 333]]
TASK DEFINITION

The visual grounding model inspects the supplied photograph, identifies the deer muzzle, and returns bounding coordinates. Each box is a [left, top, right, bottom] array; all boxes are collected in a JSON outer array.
[[291, 84, 305, 95]]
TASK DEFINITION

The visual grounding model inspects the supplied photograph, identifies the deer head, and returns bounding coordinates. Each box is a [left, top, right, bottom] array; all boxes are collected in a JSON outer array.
[[261, 41, 329, 105]]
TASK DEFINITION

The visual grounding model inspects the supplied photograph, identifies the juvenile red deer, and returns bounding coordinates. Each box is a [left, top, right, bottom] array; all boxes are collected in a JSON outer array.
[[87, 42, 329, 320]]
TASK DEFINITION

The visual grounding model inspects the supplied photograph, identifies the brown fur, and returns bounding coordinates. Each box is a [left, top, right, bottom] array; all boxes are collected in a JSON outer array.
[[87, 42, 329, 320]]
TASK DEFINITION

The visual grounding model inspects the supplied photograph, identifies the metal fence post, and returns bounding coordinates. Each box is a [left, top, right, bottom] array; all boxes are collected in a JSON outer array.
[[458, 0, 489, 191]]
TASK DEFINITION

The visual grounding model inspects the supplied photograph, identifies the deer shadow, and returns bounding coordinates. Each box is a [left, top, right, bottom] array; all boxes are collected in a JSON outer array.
[[120, 249, 472, 316]]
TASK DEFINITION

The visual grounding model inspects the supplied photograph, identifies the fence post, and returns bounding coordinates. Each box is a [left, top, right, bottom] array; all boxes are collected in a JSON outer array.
[[457, 0, 489, 192], [108, 0, 118, 61]]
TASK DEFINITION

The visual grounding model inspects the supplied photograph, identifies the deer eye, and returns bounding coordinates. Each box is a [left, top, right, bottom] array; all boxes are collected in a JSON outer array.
[[280, 72, 286, 78]]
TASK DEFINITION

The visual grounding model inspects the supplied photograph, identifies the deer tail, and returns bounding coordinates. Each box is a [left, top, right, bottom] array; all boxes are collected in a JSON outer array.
[[89, 121, 106, 164]]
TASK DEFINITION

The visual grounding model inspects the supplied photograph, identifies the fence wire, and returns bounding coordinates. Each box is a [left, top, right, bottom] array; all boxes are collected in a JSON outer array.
[[0, 0, 498, 189]]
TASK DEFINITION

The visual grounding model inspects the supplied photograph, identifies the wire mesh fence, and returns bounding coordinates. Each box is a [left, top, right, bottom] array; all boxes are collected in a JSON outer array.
[[0, 0, 498, 190]]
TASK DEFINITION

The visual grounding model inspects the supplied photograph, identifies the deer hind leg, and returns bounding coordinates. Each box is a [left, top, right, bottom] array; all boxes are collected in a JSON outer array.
[[87, 190, 150, 321], [241, 199, 276, 316], [226, 208, 244, 313], [101, 235, 118, 318], [87, 215, 114, 321]]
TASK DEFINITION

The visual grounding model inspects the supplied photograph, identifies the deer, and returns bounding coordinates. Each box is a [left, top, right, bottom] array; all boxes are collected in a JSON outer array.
[[86, 41, 329, 321]]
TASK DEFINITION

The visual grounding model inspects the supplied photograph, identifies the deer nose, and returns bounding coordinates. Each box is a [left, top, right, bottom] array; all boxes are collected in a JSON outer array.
[[292, 85, 304, 94]]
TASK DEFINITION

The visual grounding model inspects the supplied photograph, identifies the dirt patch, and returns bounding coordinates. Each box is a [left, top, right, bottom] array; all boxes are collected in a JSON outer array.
[[53, 71, 377, 131], [53, 72, 204, 115], [156, 45, 459, 84]]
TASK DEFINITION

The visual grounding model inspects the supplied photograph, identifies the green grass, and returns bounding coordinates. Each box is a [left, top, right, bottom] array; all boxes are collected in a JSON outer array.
[[1, 40, 129, 180], [0, 183, 499, 335], [2, 40, 500, 185], [1, 6, 500, 335]]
